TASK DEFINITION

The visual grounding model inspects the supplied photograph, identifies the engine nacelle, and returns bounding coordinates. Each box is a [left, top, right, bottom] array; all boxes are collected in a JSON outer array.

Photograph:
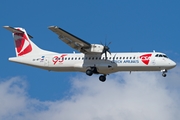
[[85, 44, 104, 53]]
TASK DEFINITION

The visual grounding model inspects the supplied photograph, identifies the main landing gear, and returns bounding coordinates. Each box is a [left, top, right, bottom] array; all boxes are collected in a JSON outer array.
[[86, 68, 107, 82], [99, 75, 106, 82], [161, 69, 167, 77], [86, 69, 93, 76]]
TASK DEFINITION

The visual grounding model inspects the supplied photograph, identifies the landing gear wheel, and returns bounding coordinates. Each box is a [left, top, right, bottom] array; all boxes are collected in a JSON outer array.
[[86, 69, 93, 76], [161, 69, 167, 77], [162, 73, 167, 77], [99, 75, 106, 82]]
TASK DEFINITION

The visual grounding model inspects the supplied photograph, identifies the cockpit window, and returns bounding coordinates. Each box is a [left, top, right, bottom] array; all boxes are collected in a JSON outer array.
[[159, 54, 163, 57], [163, 55, 168, 58], [155, 54, 168, 58]]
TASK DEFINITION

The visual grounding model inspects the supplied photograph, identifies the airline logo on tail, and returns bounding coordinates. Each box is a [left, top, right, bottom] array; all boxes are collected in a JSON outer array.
[[14, 32, 32, 56]]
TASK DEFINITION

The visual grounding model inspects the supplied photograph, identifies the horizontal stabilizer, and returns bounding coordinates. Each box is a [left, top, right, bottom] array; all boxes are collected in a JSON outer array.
[[3, 26, 33, 39]]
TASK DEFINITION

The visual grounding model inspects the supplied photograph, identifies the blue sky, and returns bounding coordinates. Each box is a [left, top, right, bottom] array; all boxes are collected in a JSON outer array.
[[1, 1, 180, 119]]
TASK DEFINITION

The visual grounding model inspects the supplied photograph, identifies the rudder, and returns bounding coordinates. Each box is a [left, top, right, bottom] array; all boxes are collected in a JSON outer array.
[[4, 26, 43, 57]]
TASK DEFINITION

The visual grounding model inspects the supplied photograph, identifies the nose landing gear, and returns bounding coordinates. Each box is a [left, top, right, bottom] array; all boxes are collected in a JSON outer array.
[[161, 69, 167, 77]]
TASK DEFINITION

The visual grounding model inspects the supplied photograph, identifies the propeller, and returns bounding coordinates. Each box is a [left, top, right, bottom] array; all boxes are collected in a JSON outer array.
[[101, 41, 111, 60]]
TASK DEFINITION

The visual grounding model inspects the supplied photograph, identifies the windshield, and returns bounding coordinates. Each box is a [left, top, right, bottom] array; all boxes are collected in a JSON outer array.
[[155, 54, 168, 58]]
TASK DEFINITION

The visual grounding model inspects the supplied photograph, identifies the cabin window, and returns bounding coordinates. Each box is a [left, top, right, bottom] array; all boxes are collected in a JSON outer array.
[[68, 57, 70, 60], [65, 57, 67, 60], [119, 57, 121, 59], [78, 57, 80, 60], [133, 57, 135, 59], [75, 57, 77, 60], [92, 57, 94, 60], [96, 57, 98, 60], [82, 57, 84, 60], [130, 57, 132, 59], [109, 57, 111, 59], [126, 57, 128, 59], [71, 57, 73, 60], [89, 57, 91, 60], [123, 57, 125, 59]]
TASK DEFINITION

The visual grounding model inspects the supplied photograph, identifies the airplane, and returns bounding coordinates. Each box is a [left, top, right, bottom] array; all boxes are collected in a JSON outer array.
[[3, 26, 176, 82]]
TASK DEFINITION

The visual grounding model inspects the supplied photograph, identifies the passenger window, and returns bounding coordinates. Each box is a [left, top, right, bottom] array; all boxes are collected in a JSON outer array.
[[65, 58, 67, 60], [123, 57, 125, 59], [68, 58, 70, 60], [75, 57, 77, 60], [126, 57, 128, 59], [71, 57, 73, 60], [130, 57, 132, 59], [109, 57, 111, 59], [116, 57, 118, 59], [96, 57, 98, 60], [82, 57, 84, 60], [89, 57, 91, 60], [120, 57, 122, 59], [78, 57, 80, 60], [133, 57, 135, 59], [92, 57, 94, 60]]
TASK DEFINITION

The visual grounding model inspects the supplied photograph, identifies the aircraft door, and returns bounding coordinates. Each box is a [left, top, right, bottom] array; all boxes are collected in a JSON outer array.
[[151, 54, 156, 65], [44, 57, 49, 66]]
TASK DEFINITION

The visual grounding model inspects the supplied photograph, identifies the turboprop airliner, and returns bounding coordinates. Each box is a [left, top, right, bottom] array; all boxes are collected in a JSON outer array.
[[3, 26, 176, 82]]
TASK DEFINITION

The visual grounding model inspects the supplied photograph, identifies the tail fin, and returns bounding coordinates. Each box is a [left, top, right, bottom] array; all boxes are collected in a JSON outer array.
[[4, 26, 44, 57]]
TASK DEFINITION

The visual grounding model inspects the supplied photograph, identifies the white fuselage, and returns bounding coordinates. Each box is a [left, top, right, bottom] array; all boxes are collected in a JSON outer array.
[[9, 52, 176, 74]]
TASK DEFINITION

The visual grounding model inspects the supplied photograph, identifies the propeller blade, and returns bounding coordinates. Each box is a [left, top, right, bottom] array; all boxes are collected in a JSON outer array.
[[113, 54, 116, 62], [107, 50, 111, 55], [100, 40, 112, 60], [100, 41, 103, 45], [105, 51, 107, 60], [107, 42, 111, 46]]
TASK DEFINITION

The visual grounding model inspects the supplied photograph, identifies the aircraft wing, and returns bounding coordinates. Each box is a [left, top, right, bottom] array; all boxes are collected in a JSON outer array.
[[48, 26, 91, 53]]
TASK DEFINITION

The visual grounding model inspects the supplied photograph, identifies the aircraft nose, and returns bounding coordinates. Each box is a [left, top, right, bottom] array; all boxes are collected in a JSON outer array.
[[170, 60, 176, 68]]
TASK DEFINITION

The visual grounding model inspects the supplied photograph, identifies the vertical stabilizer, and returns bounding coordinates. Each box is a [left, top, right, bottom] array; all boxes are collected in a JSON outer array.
[[3, 26, 47, 57]]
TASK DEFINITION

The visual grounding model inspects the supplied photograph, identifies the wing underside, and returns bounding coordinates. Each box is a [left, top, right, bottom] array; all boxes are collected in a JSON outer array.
[[49, 26, 91, 53]]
